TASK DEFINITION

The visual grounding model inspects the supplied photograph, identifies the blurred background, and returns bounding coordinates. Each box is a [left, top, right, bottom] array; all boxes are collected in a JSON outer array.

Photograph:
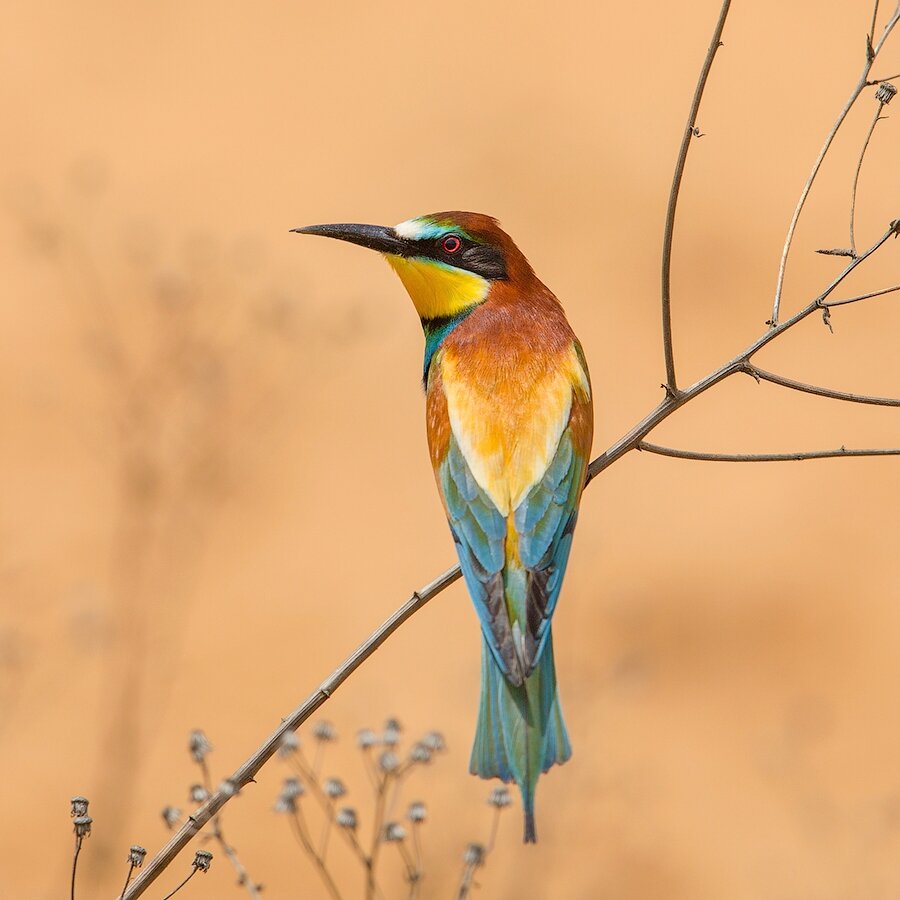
[[3, 0, 900, 897]]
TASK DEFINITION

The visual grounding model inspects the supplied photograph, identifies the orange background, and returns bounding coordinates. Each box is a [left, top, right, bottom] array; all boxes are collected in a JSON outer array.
[[3, 1, 900, 897]]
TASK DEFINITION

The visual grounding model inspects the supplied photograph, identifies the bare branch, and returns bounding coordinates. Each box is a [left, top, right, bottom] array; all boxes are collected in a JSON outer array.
[[637, 441, 900, 462], [745, 364, 900, 406], [770, 2, 900, 325], [660, 0, 732, 394], [824, 282, 900, 307]]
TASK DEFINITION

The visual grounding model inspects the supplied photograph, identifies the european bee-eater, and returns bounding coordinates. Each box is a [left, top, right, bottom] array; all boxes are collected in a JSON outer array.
[[293, 212, 593, 842]]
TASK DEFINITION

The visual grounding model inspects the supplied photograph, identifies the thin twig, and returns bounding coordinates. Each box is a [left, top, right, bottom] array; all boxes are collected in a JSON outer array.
[[871, 0, 882, 47], [744, 364, 900, 406], [159, 869, 196, 900], [638, 441, 900, 462], [850, 103, 889, 255], [824, 282, 900, 307], [660, 0, 732, 394], [366, 775, 391, 900], [287, 811, 342, 900], [118, 862, 136, 900], [771, 2, 900, 324], [71, 836, 83, 900]]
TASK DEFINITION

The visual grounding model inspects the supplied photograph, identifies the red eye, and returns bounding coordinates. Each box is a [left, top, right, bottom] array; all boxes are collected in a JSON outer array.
[[441, 235, 461, 254]]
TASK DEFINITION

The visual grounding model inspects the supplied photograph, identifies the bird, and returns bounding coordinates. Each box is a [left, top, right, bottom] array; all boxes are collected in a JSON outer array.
[[293, 212, 593, 842]]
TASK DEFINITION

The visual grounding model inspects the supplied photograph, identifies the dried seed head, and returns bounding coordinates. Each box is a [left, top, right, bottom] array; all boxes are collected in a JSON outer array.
[[378, 751, 399, 774], [408, 742, 432, 764], [422, 731, 446, 752], [356, 728, 377, 749], [382, 718, 402, 746], [73, 816, 93, 838], [279, 731, 300, 757], [70, 796, 89, 818], [189, 784, 209, 804], [463, 842, 485, 866], [192, 849, 213, 872], [487, 786, 512, 808], [162, 806, 182, 829], [383, 822, 406, 842], [336, 807, 358, 830], [273, 777, 304, 813], [324, 777, 347, 799], [876, 82, 897, 105], [407, 801, 427, 823], [313, 720, 336, 742], [189, 730, 213, 763], [128, 845, 147, 867]]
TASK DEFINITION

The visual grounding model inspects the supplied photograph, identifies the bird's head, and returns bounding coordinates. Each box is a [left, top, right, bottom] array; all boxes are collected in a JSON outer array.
[[292, 211, 532, 321]]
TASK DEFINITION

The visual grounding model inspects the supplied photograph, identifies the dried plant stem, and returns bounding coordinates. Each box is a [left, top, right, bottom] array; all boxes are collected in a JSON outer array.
[[638, 442, 900, 463], [159, 868, 197, 900], [71, 836, 84, 900], [744, 364, 900, 406], [824, 283, 900, 307], [288, 811, 342, 900], [197, 758, 261, 898], [118, 862, 136, 899], [849, 102, 889, 254], [771, 1, 900, 324], [365, 775, 391, 900], [660, 0, 732, 393], [456, 861, 479, 900]]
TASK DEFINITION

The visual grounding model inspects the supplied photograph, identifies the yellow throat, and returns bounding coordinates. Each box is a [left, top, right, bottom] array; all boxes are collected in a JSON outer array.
[[384, 255, 489, 320]]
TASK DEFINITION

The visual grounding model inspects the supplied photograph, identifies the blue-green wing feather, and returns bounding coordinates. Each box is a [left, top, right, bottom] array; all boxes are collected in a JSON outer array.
[[439, 437, 520, 679], [513, 428, 586, 671]]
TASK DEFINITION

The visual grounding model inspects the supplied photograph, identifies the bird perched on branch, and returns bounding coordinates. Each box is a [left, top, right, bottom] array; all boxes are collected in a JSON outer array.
[[293, 212, 593, 842]]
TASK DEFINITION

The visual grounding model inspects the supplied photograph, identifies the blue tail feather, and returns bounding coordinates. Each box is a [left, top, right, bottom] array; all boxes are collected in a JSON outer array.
[[469, 630, 571, 843]]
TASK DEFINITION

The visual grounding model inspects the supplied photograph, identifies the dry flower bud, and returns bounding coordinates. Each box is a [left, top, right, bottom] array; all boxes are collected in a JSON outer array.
[[189, 784, 209, 804], [356, 728, 377, 749], [463, 842, 485, 866], [192, 849, 213, 872], [324, 778, 347, 799], [407, 801, 427, 823], [274, 777, 303, 813], [336, 807, 358, 830], [189, 730, 213, 763], [409, 742, 432, 764], [313, 720, 336, 742], [422, 731, 446, 752], [128, 845, 147, 867], [73, 816, 93, 838], [279, 731, 300, 757], [876, 82, 897, 105], [70, 796, 89, 818], [382, 718, 402, 746], [383, 822, 406, 842], [487, 786, 512, 808], [378, 751, 399, 773], [162, 806, 182, 829]]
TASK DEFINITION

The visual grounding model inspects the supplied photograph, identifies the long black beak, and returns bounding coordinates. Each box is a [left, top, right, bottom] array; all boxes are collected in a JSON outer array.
[[290, 223, 410, 255]]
